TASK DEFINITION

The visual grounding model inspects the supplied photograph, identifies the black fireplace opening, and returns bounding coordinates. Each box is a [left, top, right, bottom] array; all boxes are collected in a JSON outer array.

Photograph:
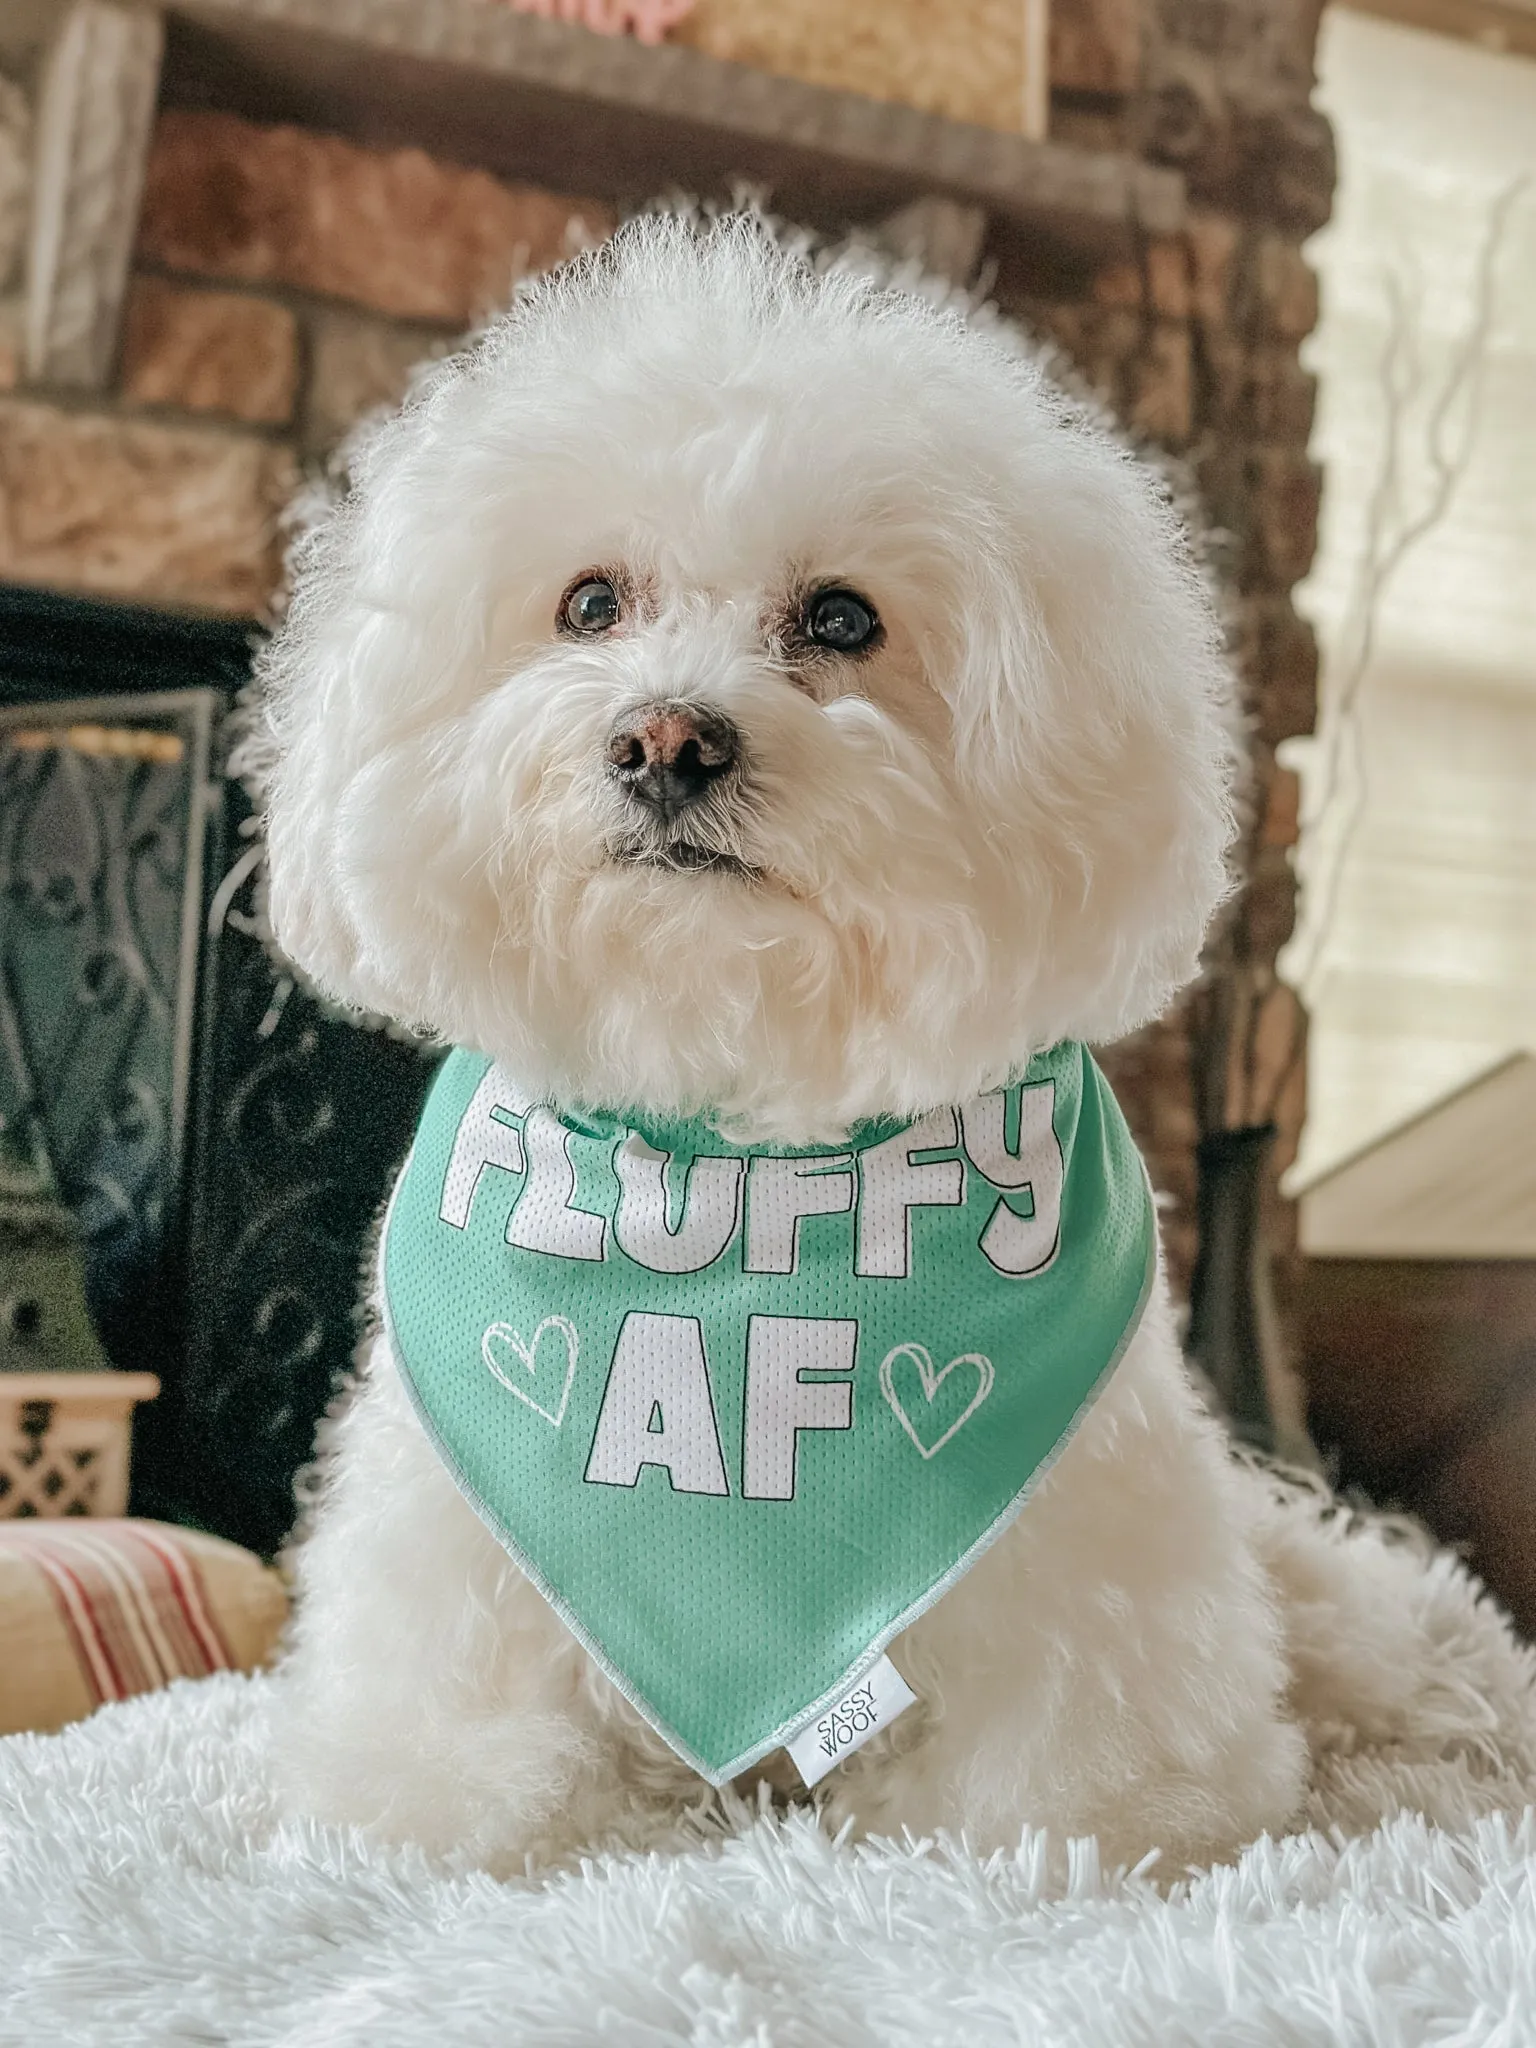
[[0, 583, 439, 1555]]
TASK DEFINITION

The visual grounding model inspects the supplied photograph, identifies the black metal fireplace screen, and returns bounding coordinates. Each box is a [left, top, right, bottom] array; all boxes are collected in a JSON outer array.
[[0, 584, 438, 1555]]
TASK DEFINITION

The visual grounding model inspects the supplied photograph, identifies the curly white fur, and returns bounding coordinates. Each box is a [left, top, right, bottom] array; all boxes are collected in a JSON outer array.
[[254, 213, 1311, 1875], [251, 214, 1236, 1138]]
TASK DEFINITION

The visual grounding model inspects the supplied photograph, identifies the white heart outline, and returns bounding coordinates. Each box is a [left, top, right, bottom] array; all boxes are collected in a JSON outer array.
[[480, 1314, 579, 1427], [878, 1342, 994, 1459]]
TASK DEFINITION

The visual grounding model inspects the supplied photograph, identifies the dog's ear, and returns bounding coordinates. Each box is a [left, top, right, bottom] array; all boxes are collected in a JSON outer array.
[[946, 396, 1239, 1046], [241, 354, 506, 1028], [240, 483, 403, 1020]]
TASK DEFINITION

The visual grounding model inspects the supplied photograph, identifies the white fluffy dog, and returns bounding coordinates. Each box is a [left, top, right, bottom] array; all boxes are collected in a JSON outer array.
[[253, 214, 1311, 1875]]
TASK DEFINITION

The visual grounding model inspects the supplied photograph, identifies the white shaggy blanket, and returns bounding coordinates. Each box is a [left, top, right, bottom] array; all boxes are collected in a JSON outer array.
[[4, 1515, 1536, 2045]]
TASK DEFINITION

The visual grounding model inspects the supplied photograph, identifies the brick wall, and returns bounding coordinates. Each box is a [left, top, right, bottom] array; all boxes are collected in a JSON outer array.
[[0, 0, 1331, 1288], [0, 106, 613, 610], [1021, 0, 1331, 1281]]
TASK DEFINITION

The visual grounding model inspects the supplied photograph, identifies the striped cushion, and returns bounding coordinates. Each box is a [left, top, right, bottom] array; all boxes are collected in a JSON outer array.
[[0, 1520, 288, 1735]]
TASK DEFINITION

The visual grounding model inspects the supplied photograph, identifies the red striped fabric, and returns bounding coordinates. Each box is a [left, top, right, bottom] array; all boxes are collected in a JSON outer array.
[[0, 1521, 235, 1707]]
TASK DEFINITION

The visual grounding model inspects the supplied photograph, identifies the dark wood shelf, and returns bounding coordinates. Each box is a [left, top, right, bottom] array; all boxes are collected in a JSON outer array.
[[161, 0, 1183, 261]]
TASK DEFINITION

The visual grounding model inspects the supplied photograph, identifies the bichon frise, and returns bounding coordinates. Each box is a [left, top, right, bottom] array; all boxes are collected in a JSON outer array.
[[252, 213, 1309, 1874]]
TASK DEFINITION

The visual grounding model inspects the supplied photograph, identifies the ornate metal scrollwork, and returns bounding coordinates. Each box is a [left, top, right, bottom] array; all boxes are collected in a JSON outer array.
[[0, 691, 215, 1355], [177, 822, 438, 1551]]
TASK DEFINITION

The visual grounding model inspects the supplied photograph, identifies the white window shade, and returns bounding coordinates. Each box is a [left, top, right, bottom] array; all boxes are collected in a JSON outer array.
[[1286, 7, 1536, 1199]]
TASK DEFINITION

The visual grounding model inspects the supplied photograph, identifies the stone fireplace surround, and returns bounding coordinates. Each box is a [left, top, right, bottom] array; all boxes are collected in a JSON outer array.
[[0, 0, 1330, 1549]]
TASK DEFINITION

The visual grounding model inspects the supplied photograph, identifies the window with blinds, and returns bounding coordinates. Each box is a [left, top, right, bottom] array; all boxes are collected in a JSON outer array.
[[1285, 5, 1536, 1198]]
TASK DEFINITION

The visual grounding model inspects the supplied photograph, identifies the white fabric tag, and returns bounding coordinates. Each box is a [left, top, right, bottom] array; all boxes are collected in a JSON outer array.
[[785, 1653, 917, 1788]]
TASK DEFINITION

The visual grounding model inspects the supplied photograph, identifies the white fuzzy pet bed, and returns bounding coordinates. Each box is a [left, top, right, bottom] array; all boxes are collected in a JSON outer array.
[[4, 1508, 1536, 2046]]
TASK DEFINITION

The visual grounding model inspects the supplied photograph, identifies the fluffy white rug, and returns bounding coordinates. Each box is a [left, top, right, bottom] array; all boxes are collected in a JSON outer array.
[[4, 1507, 1536, 2045]]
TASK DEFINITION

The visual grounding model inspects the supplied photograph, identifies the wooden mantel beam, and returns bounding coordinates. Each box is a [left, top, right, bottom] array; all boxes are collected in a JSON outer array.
[[159, 0, 1184, 259]]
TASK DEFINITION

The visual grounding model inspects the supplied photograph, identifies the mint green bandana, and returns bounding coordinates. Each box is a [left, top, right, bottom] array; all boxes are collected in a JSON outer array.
[[382, 1041, 1154, 1784]]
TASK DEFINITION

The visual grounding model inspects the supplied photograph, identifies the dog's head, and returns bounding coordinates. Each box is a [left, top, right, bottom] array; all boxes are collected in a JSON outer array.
[[253, 215, 1236, 1139]]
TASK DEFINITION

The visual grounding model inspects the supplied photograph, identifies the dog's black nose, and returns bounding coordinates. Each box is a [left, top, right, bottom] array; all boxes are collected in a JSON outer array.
[[607, 702, 739, 815]]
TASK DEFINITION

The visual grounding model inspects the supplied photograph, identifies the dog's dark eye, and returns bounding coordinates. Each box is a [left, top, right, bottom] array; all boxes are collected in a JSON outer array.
[[562, 577, 620, 635], [805, 587, 880, 653]]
